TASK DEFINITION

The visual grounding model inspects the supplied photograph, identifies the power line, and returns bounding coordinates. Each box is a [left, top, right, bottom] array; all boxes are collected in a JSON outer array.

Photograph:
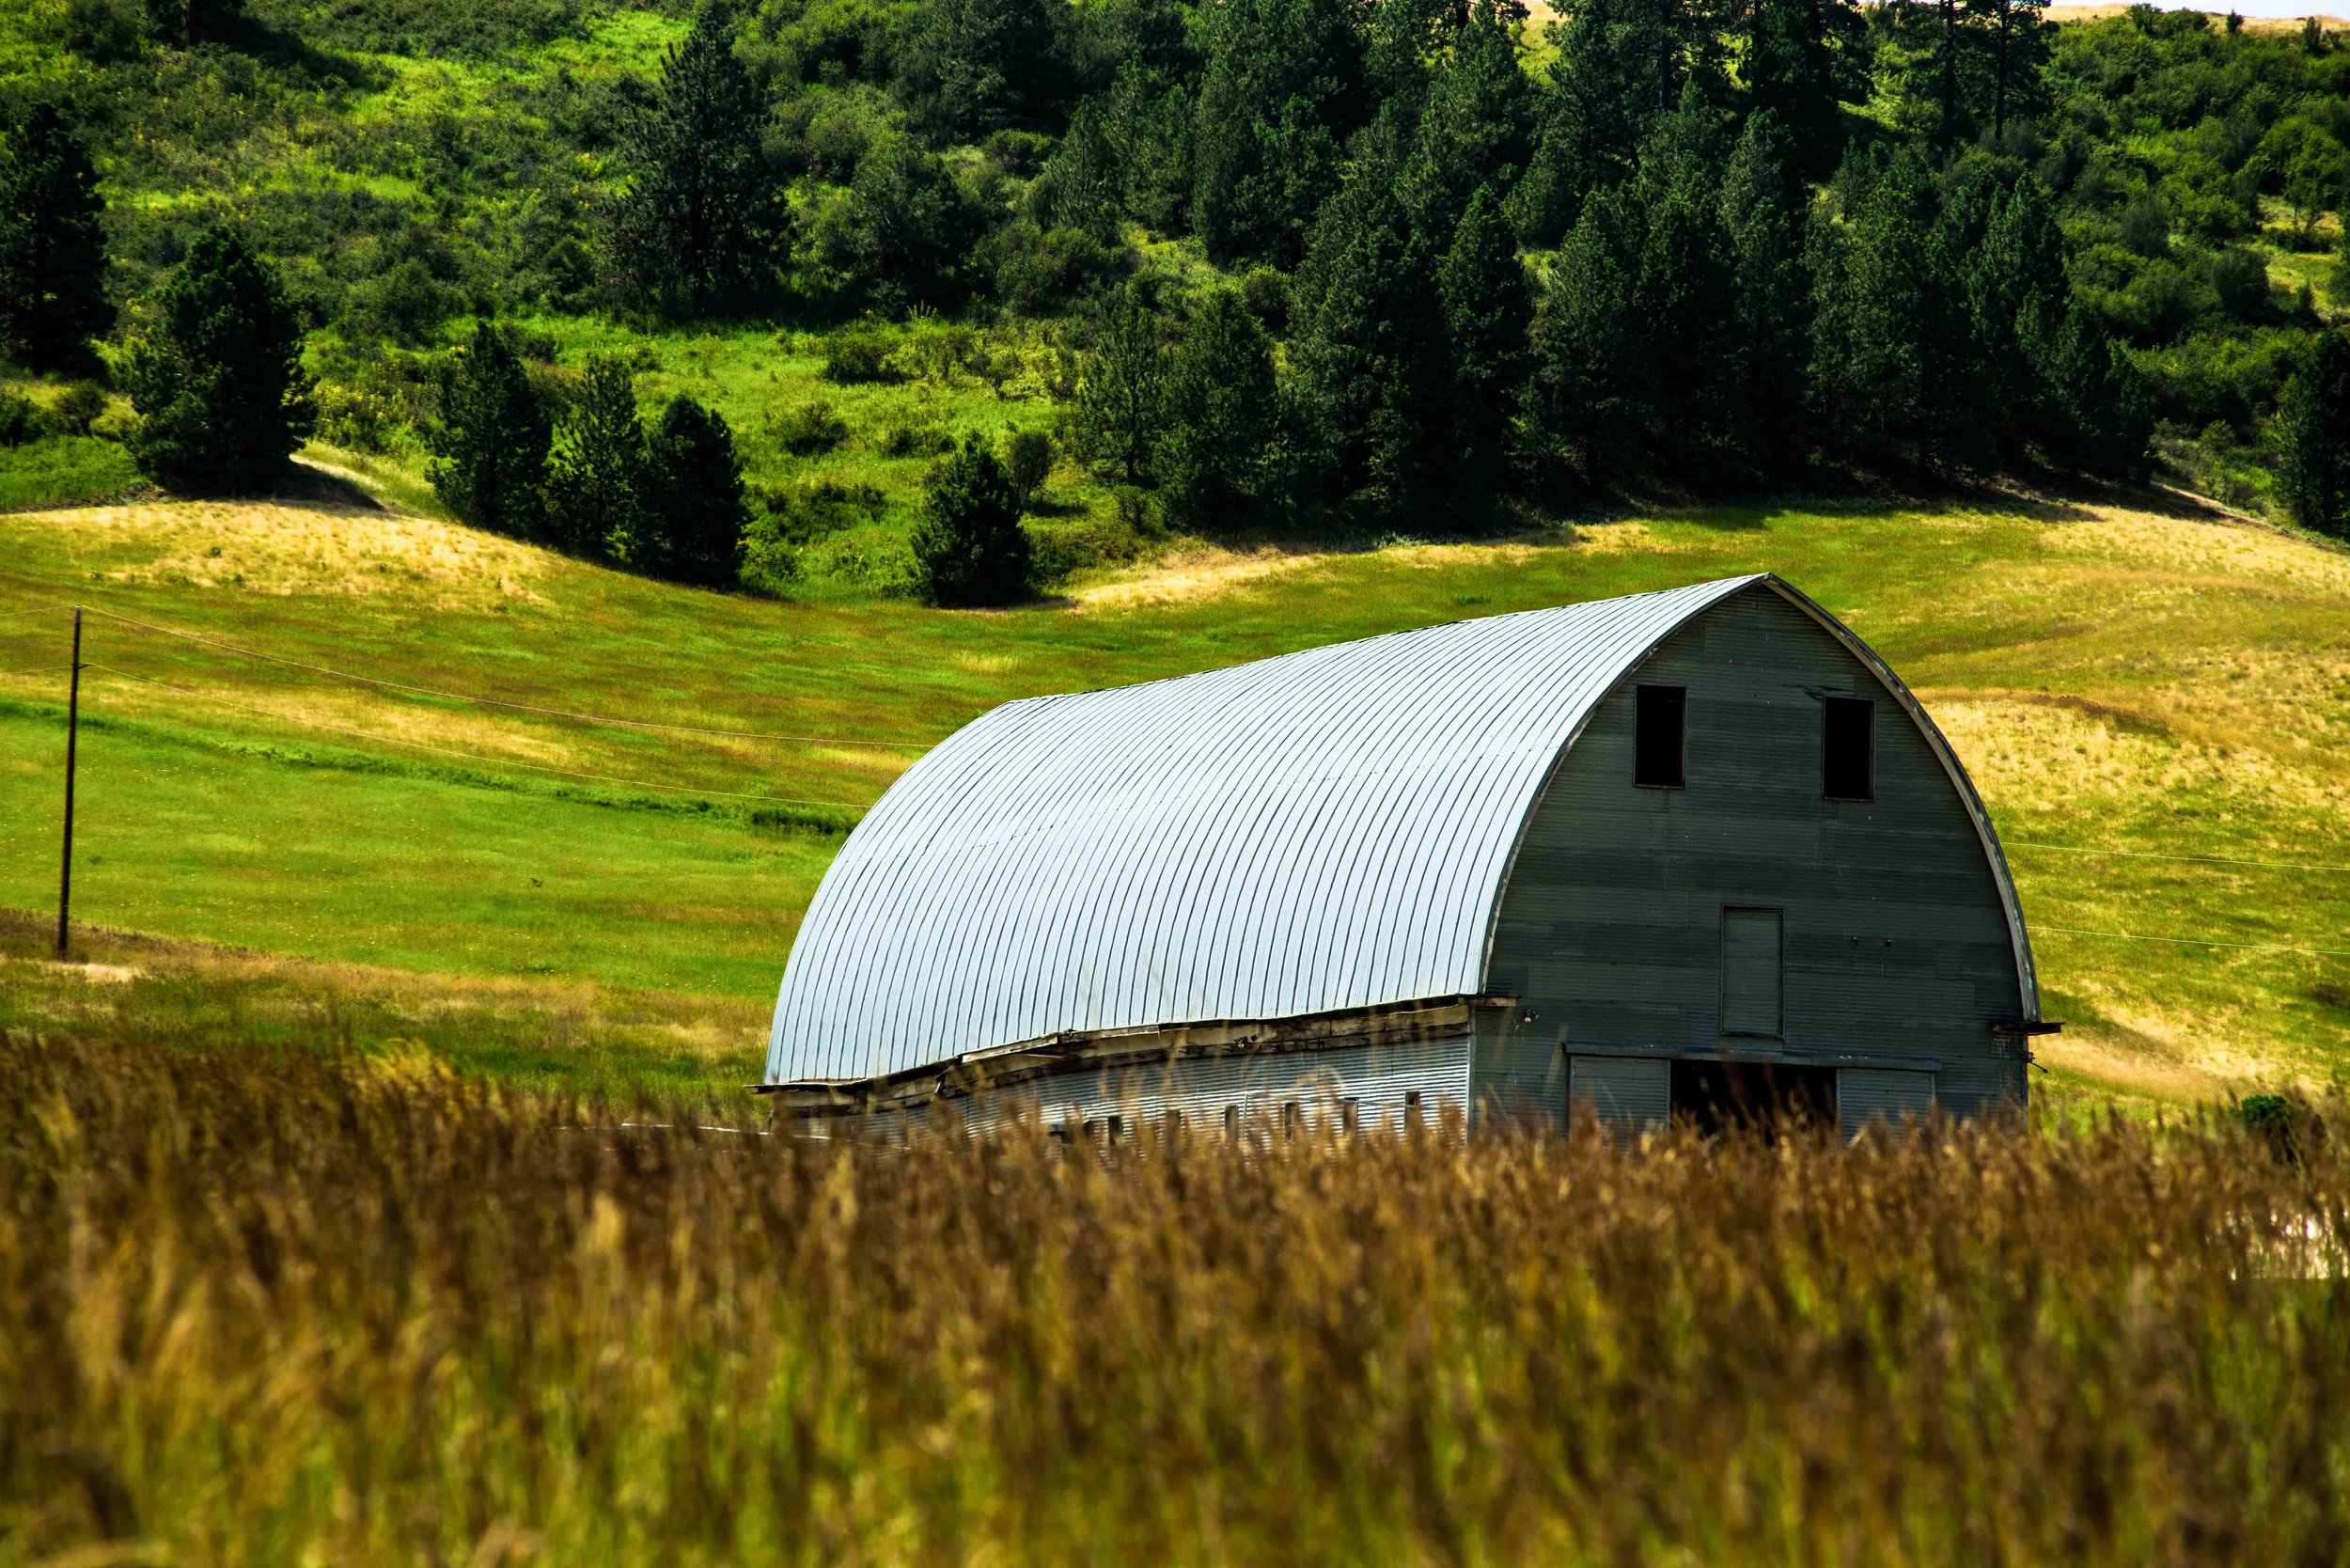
[[2008, 839, 2350, 876], [85, 662, 870, 814], [2039, 924, 2350, 961], [0, 603, 61, 624], [0, 665, 71, 677], [79, 606, 938, 751]]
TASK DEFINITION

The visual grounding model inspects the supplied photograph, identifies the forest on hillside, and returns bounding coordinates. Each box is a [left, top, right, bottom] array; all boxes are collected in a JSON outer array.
[[4, 0, 2350, 600]]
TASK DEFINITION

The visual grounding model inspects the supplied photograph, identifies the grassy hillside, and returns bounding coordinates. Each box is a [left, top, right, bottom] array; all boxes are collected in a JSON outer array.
[[1, 486, 2344, 1106]]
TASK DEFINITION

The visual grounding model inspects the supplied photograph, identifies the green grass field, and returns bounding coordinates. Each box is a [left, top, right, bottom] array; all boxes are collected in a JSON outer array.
[[1, 484, 2345, 1104]]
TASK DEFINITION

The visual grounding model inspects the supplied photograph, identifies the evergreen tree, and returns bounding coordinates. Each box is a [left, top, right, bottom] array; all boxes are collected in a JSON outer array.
[[545, 354, 645, 559], [1292, 111, 1451, 528], [636, 394, 750, 586], [2028, 299, 2149, 478], [1551, 0, 1707, 192], [1719, 110, 1812, 476], [896, 0, 1072, 141], [2279, 332, 2350, 535], [1950, 165, 2066, 461], [141, 0, 243, 46], [1814, 149, 1972, 464], [911, 437, 1032, 606], [1438, 183, 1530, 516], [125, 225, 313, 496], [605, 7, 789, 319], [822, 140, 976, 312], [1158, 290, 1279, 531], [1071, 282, 1167, 483], [1190, 0, 1370, 267], [1978, 0, 2051, 139], [0, 104, 112, 373], [1404, 0, 1538, 243], [1629, 81, 1740, 473], [1741, 0, 1858, 176], [430, 321, 551, 540], [1528, 185, 1644, 486]]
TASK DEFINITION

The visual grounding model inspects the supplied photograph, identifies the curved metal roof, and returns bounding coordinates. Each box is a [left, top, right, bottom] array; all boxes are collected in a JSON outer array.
[[765, 573, 2036, 1084]]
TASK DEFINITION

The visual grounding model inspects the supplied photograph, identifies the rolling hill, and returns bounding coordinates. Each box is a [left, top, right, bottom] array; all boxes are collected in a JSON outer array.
[[2, 481, 2343, 1111]]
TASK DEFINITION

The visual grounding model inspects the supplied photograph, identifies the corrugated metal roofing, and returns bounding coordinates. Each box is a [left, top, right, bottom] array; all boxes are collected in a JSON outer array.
[[767, 574, 1774, 1085]]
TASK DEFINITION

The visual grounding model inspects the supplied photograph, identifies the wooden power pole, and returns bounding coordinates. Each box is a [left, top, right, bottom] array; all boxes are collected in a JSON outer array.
[[56, 606, 81, 957]]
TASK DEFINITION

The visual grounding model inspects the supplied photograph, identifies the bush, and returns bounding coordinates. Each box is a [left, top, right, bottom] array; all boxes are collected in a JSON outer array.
[[822, 331, 900, 384], [0, 392, 43, 449], [1239, 266, 1293, 332], [52, 382, 107, 438], [771, 400, 851, 455], [1003, 428, 1052, 503], [910, 436, 1031, 606], [877, 419, 952, 458]]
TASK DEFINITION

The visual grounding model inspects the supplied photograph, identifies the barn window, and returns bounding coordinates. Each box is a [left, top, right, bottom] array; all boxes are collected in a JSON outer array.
[[1635, 684, 1685, 788], [1403, 1090, 1424, 1130], [1824, 697, 1874, 800], [1223, 1105, 1240, 1138], [1720, 908, 1784, 1037]]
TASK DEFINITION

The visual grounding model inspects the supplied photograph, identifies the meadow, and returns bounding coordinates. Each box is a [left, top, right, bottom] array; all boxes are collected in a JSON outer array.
[[0, 1033, 2344, 1567], [0, 481, 2345, 1106]]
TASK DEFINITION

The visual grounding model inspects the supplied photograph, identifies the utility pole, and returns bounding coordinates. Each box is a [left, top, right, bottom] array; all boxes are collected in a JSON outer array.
[[56, 606, 81, 957]]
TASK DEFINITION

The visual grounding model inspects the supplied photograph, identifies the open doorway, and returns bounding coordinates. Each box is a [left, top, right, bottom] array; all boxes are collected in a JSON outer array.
[[1670, 1059, 1838, 1137]]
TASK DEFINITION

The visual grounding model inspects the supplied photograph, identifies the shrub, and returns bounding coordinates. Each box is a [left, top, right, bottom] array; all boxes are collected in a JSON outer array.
[[822, 331, 900, 384], [0, 391, 42, 448], [52, 381, 107, 438], [771, 400, 851, 455], [1239, 266, 1292, 332], [910, 436, 1031, 606], [877, 419, 952, 458], [1003, 427, 1052, 503]]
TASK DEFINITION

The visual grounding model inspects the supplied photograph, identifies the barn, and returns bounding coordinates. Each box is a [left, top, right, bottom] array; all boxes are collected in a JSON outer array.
[[760, 573, 2051, 1138]]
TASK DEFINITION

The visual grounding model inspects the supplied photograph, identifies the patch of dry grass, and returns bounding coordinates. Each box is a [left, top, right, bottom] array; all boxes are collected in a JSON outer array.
[[1, 1034, 2346, 1566]]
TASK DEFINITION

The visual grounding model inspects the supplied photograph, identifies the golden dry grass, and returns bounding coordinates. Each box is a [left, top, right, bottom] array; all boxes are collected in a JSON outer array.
[[1, 1033, 2346, 1567]]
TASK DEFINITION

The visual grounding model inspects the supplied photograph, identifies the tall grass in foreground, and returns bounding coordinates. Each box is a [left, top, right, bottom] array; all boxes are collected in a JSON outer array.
[[1, 1036, 2346, 1567]]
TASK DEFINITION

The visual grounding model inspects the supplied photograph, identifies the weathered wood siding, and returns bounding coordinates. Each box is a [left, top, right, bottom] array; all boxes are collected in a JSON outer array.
[[1474, 585, 2029, 1124], [855, 1036, 1474, 1140]]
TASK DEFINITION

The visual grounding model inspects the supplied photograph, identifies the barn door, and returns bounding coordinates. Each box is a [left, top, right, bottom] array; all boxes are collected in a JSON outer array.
[[1719, 908, 1783, 1037], [1837, 1068, 1936, 1139], [1569, 1056, 1669, 1139]]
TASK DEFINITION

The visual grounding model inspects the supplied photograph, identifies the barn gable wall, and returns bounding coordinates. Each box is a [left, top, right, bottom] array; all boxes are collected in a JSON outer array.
[[1476, 586, 2029, 1124]]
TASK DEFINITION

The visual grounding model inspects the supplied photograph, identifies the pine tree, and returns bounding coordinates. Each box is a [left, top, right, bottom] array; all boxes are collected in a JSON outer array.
[[545, 354, 645, 559], [141, 0, 243, 46], [1816, 149, 1971, 464], [1071, 282, 1167, 483], [1952, 166, 2066, 461], [1551, 0, 1703, 191], [1629, 80, 1740, 473], [911, 437, 1032, 606], [125, 225, 313, 496], [1438, 183, 1530, 516], [1191, 0, 1371, 267], [1159, 290, 1278, 531], [637, 394, 750, 586], [2279, 332, 2350, 535], [1741, 0, 1858, 176], [1978, 0, 2051, 139], [1528, 185, 1643, 487], [896, 0, 1072, 141], [1404, 0, 1538, 243], [0, 104, 112, 374], [1719, 109, 1812, 476], [823, 140, 975, 313], [2028, 299, 2149, 478], [1292, 111, 1451, 528], [605, 6, 789, 319], [430, 322, 551, 540]]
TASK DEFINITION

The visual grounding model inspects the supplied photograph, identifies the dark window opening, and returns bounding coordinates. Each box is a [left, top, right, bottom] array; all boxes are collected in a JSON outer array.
[[1635, 684, 1686, 788], [1670, 1059, 1839, 1140], [1824, 697, 1874, 800]]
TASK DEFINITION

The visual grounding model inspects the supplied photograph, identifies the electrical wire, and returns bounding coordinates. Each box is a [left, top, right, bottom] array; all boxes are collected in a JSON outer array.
[[0, 603, 61, 623], [83, 662, 870, 814], [79, 605, 939, 751], [2007, 839, 2350, 876], [2038, 924, 2350, 961], [0, 665, 71, 677]]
